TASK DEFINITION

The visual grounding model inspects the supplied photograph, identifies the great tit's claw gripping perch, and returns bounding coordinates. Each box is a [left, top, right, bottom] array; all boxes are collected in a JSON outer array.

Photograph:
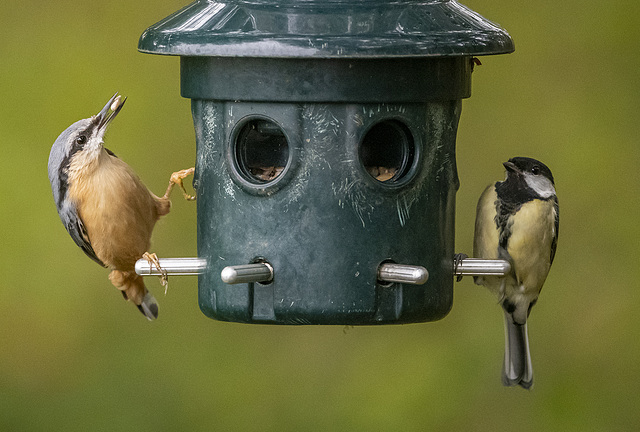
[[163, 167, 196, 201], [453, 253, 468, 282], [143, 252, 169, 292]]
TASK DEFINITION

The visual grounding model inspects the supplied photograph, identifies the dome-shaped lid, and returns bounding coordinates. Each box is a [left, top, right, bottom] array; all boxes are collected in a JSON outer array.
[[139, 0, 514, 58]]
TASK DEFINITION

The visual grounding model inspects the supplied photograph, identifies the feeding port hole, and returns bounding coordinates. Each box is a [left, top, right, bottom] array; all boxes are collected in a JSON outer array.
[[360, 120, 415, 183], [234, 118, 289, 183]]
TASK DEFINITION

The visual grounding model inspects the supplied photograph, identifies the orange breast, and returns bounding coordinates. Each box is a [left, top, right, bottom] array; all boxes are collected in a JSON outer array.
[[68, 152, 160, 270]]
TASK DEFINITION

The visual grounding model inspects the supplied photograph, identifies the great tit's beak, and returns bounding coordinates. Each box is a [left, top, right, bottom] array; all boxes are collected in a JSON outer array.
[[95, 92, 126, 131], [503, 160, 518, 174]]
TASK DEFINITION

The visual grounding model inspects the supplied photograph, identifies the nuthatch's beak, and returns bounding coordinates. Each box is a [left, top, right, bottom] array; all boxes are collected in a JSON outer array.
[[503, 160, 518, 174], [95, 92, 126, 131]]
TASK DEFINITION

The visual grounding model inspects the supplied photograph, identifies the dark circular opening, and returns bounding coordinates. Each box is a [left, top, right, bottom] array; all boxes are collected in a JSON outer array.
[[235, 119, 289, 184], [360, 120, 415, 183]]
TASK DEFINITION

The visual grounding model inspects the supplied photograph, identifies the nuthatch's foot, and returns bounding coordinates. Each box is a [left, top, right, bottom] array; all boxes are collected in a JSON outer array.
[[453, 253, 468, 282], [142, 252, 168, 292], [163, 167, 196, 201]]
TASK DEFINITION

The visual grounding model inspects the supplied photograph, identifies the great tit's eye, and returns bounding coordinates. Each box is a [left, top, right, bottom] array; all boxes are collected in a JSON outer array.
[[76, 135, 87, 146], [531, 166, 540, 175]]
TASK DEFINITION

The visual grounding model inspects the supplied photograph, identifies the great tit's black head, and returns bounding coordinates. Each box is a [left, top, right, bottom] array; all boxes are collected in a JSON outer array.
[[503, 157, 556, 199], [504, 157, 554, 184]]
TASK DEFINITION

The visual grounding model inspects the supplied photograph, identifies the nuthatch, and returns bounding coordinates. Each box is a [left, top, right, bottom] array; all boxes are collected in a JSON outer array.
[[48, 93, 194, 320], [473, 157, 559, 388]]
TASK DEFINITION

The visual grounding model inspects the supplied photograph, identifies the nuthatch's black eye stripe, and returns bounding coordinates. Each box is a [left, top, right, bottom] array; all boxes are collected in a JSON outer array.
[[72, 127, 92, 151], [56, 158, 71, 209], [56, 134, 88, 209]]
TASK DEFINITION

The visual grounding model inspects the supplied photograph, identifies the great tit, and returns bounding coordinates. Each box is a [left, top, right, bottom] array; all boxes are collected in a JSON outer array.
[[473, 156, 559, 388]]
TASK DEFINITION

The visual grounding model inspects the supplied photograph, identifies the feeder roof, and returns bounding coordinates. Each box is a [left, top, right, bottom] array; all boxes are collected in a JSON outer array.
[[139, 0, 514, 58]]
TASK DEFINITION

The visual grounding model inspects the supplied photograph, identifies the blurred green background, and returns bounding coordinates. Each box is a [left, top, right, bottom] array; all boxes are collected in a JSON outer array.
[[1, 0, 638, 430]]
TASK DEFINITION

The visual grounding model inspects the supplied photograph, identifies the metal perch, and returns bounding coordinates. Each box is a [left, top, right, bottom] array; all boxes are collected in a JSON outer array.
[[135, 257, 510, 282]]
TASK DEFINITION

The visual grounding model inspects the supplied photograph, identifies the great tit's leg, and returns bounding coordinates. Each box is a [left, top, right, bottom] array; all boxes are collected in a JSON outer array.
[[142, 252, 168, 292], [162, 167, 195, 201], [453, 253, 468, 282]]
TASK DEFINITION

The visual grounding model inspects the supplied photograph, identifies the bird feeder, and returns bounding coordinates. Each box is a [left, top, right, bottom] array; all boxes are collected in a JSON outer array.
[[137, 0, 514, 324]]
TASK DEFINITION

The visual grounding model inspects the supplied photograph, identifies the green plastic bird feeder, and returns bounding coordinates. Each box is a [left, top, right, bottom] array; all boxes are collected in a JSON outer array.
[[137, 0, 514, 325]]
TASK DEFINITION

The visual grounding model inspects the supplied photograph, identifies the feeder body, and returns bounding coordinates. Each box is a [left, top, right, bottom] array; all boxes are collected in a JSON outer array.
[[139, 0, 513, 324], [193, 98, 460, 324]]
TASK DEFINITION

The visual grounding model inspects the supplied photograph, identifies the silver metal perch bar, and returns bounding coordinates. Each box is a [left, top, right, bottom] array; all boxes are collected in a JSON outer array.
[[454, 258, 511, 277], [221, 263, 274, 284], [134, 257, 509, 281], [377, 263, 429, 285], [135, 257, 207, 276]]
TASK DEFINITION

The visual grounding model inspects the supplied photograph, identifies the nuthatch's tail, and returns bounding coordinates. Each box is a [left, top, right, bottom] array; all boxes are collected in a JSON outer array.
[[136, 290, 159, 321], [109, 270, 159, 320], [502, 312, 533, 389]]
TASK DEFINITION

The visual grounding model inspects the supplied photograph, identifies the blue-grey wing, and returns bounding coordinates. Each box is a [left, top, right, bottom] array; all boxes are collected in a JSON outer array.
[[59, 203, 106, 268]]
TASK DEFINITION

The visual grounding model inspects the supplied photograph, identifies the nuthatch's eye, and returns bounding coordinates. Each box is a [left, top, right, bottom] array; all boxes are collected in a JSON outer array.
[[531, 166, 540, 175], [76, 135, 87, 146]]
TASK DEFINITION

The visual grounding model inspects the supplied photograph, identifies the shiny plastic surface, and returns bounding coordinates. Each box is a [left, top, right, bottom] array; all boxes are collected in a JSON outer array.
[[139, 0, 514, 58], [193, 100, 460, 324], [137, 0, 513, 325]]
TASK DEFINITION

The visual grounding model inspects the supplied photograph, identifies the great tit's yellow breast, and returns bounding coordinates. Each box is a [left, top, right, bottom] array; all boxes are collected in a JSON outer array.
[[506, 198, 557, 293]]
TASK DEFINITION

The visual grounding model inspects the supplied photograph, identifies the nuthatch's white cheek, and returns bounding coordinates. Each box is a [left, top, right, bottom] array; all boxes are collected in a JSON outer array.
[[67, 146, 103, 181], [83, 135, 106, 156]]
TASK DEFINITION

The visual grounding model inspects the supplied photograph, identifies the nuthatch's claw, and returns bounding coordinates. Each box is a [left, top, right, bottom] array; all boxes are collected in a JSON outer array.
[[142, 252, 168, 292], [453, 253, 468, 282], [163, 167, 196, 201]]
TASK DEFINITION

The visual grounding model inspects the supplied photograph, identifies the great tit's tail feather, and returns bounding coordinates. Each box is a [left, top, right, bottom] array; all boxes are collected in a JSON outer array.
[[502, 312, 533, 389]]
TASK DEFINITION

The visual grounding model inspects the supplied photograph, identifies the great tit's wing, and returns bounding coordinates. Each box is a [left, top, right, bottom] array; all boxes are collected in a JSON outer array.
[[59, 202, 106, 268], [473, 183, 501, 260], [550, 196, 559, 265]]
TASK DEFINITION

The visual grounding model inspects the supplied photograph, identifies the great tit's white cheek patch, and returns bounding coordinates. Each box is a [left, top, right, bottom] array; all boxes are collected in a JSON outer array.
[[524, 174, 556, 198]]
